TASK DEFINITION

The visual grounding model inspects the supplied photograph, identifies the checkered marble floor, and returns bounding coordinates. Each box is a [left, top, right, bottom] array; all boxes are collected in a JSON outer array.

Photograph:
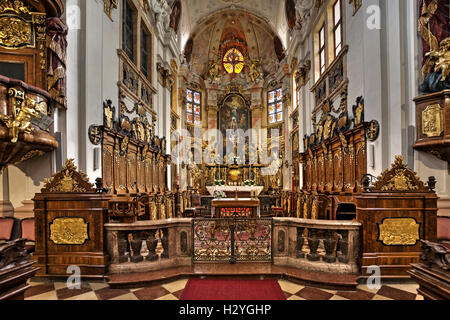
[[24, 278, 424, 301]]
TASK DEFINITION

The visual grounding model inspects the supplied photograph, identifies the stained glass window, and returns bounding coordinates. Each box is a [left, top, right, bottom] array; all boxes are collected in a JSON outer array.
[[223, 48, 245, 74], [268, 88, 283, 124], [186, 89, 201, 125]]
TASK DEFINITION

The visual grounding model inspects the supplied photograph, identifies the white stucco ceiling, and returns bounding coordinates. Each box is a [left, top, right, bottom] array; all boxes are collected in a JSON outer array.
[[183, 0, 285, 37]]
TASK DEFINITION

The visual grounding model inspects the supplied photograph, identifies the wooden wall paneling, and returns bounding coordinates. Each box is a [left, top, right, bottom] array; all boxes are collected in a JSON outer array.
[[355, 137, 367, 192], [312, 156, 317, 191], [153, 154, 159, 193], [102, 134, 115, 192], [159, 159, 164, 192], [343, 146, 353, 193], [326, 149, 333, 192], [150, 195, 157, 220], [305, 157, 312, 191], [318, 154, 325, 192], [157, 195, 163, 220], [127, 142, 138, 194], [137, 150, 145, 193], [145, 153, 152, 193], [333, 148, 342, 192], [117, 139, 128, 194]]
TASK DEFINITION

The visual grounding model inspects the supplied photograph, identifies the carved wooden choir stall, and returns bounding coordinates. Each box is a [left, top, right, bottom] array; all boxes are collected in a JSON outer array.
[[33, 97, 175, 277], [296, 92, 438, 277], [296, 95, 371, 221]]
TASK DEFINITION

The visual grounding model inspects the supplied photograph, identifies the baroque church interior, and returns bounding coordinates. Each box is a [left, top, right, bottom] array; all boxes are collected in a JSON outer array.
[[0, 0, 449, 304]]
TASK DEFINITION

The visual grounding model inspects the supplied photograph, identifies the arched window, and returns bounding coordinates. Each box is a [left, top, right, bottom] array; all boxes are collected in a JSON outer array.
[[268, 88, 283, 124], [223, 48, 245, 74], [186, 89, 201, 125]]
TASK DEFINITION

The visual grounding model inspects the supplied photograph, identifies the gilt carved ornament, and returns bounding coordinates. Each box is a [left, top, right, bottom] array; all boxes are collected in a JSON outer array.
[[42, 159, 95, 193]]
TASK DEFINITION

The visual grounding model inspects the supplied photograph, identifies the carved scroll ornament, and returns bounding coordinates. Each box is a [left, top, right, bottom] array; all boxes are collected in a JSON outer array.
[[371, 156, 428, 192], [42, 159, 95, 193]]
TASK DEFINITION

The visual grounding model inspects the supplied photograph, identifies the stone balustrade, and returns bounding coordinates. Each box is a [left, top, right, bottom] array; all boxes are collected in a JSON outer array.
[[105, 217, 362, 276], [272, 217, 361, 274]]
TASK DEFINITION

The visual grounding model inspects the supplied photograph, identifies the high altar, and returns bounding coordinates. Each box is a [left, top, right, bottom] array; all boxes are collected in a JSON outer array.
[[188, 85, 285, 195]]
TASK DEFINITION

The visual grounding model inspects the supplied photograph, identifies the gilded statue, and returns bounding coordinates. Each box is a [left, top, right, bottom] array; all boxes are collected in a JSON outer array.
[[322, 115, 334, 140], [426, 37, 450, 81], [206, 59, 222, 82], [190, 162, 203, 192], [418, 0, 450, 94], [353, 97, 364, 126], [245, 58, 261, 83], [145, 126, 152, 144], [132, 119, 145, 141], [0, 96, 40, 143], [338, 131, 348, 152], [317, 122, 324, 141], [104, 105, 113, 128], [120, 136, 129, 154]]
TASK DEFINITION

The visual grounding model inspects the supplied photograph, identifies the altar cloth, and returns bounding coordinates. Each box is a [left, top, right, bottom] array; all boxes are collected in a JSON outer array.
[[206, 186, 264, 196]]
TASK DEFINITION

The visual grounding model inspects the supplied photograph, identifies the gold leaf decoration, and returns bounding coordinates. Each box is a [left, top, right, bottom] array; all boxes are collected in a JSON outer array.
[[372, 156, 428, 192], [378, 218, 420, 246], [42, 159, 95, 193], [0, 0, 31, 15], [50, 218, 89, 245], [0, 16, 33, 49]]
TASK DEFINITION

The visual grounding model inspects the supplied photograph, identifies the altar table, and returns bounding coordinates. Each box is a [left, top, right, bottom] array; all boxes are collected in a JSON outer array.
[[211, 198, 261, 218], [206, 186, 264, 197]]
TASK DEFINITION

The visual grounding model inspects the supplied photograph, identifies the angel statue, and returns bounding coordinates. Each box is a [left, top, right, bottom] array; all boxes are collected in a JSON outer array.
[[205, 59, 222, 83], [246, 58, 262, 83], [0, 97, 40, 143], [420, 37, 450, 94]]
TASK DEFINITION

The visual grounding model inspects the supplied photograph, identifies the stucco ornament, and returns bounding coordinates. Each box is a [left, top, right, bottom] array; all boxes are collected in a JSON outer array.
[[151, 0, 171, 32], [295, 0, 315, 30]]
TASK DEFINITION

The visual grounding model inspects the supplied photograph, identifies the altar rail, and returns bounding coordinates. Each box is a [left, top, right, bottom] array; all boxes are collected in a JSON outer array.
[[272, 218, 361, 274], [105, 217, 361, 276], [105, 219, 192, 274]]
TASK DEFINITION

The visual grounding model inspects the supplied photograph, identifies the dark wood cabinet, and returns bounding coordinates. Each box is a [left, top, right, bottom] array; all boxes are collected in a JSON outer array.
[[33, 160, 111, 278]]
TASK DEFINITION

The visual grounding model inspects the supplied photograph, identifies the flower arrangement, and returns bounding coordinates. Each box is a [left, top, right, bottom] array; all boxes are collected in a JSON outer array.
[[213, 190, 226, 199], [214, 179, 226, 186], [244, 180, 255, 186]]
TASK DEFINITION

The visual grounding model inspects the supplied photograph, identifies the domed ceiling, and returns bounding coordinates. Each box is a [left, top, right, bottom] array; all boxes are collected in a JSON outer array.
[[185, 8, 285, 80], [184, 0, 283, 28]]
